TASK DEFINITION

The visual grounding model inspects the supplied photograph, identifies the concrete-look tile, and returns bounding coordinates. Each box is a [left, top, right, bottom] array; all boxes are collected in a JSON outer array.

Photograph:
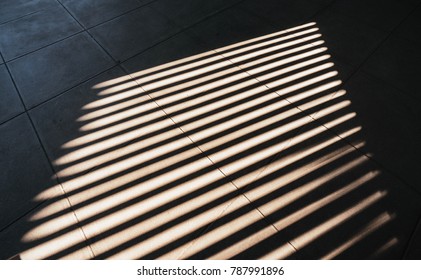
[[318, 71, 421, 191], [149, 0, 241, 28], [124, 31, 311, 191], [178, 194, 296, 259], [239, 119, 421, 259], [0, 195, 93, 259], [325, 0, 418, 32], [313, 10, 388, 68], [286, 153, 421, 259], [238, 0, 331, 30], [90, 6, 181, 62], [404, 218, 421, 259], [87, 174, 241, 259], [394, 5, 421, 45], [29, 67, 143, 178], [8, 32, 115, 109], [0, 5, 82, 61], [188, 6, 277, 52], [122, 32, 211, 76], [0, 65, 23, 123], [209, 21, 354, 121], [0, 115, 56, 230], [0, 0, 58, 24], [61, 0, 142, 28], [30, 66, 242, 259], [362, 36, 421, 101]]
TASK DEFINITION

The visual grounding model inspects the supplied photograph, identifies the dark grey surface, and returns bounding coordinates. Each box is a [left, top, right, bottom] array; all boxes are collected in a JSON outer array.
[[0, 65, 23, 123], [0, 0, 58, 25], [362, 35, 421, 101], [90, 6, 181, 61], [0, 5, 81, 61], [149, 0, 242, 28], [61, 0, 143, 28], [0, 115, 56, 230], [8, 32, 115, 108]]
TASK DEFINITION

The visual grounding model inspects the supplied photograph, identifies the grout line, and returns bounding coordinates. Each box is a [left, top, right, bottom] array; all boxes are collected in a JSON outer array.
[[120, 44, 299, 255], [306, 1, 421, 197], [0, 10, 40, 26], [118, 59, 293, 253], [1, 49, 95, 258], [402, 211, 421, 259], [315, 1, 421, 101], [54, 0, 118, 63], [4, 30, 86, 63], [1, 0, 160, 64], [0, 201, 47, 233]]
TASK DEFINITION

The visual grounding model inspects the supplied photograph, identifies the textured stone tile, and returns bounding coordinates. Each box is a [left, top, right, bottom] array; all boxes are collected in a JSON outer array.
[[0, 0, 58, 25], [61, 0, 143, 28], [313, 10, 388, 67], [0, 65, 23, 123], [394, 5, 421, 45], [188, 6, 276, 51], [0, 115, 56, 230], [362, 36, 421, 101], [29, 67, 140, 178], [178, 194, 295, 259], [30, 66, 241, 259], [404, 218, 421, 259], [122, 32, 210, 76], [0, 196, 93, 259], [325, 0, 419, 32], [0, 5, 81, 61], [8, 32, 114, 108], [239, 0, 332, 29], [241, 119, 421, 259], [90, 6, 181, 61], [317, 71, 421, 191], [149, 0, 241, 28]]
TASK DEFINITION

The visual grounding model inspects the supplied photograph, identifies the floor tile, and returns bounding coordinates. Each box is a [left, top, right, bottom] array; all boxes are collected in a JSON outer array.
[[0, 5, 81, 61], [88, 175, 242, 259], [122, 32, 211, 75], [240, 119, 421, 259], [149, 0, 241, 28], [325, 0, 418, 32], [312, 9, 388, 67], [90, 6, 181, 62], [178, 194, 296, 259], [188, 6, 277, 51], [316, 71, 421, 191], [30, 66, 243, 259], [61, 0, 142, 28], [0, 65, 23, 123], [207, 21, 354, 121], [0, 115, 56, 230], [0, 195, 93, 260], [287, 153, 421, 259], [238, 0, 332, 30], [8, 32, 115, 109], [362, 35, 421, 101], [404, 218, 421, 259], [29, 67, 141, 178], [394, 5, 421, 45], [0, 0, 58, 24]]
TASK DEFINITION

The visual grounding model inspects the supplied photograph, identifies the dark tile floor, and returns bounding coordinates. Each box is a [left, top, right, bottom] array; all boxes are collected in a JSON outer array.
[[1, 0, 420, 259]]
